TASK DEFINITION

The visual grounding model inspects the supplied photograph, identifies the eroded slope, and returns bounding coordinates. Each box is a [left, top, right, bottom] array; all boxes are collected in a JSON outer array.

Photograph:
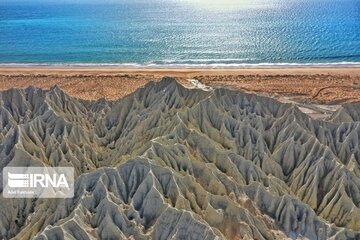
[[0, 78, 359, 240]]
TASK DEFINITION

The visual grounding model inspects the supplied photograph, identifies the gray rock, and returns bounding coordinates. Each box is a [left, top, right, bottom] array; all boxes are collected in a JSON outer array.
[[0, 77, 359, 240]]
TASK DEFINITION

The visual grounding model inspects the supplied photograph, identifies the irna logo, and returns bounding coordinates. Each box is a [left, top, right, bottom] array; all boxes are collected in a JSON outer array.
[[3, 167, 74, 198], [8, 172, 69, 188]]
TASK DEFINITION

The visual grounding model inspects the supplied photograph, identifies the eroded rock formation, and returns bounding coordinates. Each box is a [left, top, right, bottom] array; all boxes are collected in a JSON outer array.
[[0, 77, 359, 239]]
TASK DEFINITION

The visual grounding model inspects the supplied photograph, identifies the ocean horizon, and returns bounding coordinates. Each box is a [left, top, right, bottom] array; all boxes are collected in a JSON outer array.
[[1, 0, 360, 67]]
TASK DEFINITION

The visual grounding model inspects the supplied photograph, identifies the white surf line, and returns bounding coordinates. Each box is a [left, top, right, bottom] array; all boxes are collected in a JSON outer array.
[[187, 79, 213, 91]]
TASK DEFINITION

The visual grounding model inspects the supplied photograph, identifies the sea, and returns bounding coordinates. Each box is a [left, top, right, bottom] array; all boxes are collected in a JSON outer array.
[[0, 0, 360, 68]]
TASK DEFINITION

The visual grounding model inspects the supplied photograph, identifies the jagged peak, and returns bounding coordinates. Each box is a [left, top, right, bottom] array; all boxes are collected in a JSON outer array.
[[48, 85, 70, 98], [148, 77, 184, 94], [49, 84, 62, 92], [330, 102, 360, 123], [158, 76, 178, 86]]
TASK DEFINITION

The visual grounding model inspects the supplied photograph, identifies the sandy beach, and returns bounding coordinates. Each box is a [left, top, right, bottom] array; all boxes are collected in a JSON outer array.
[[0, 67, 359, 105]]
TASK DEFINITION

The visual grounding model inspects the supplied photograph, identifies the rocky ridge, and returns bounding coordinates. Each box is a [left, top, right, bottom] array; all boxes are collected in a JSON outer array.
[[0, 77, 359, 239]]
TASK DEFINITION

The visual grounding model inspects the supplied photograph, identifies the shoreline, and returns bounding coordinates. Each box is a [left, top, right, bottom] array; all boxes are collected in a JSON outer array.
[[0, 66, 359, 75], [1, 62, 360, 69]]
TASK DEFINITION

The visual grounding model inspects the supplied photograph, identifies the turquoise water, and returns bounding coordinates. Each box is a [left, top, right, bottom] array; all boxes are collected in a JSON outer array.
[[0, 0, 360, 67]]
